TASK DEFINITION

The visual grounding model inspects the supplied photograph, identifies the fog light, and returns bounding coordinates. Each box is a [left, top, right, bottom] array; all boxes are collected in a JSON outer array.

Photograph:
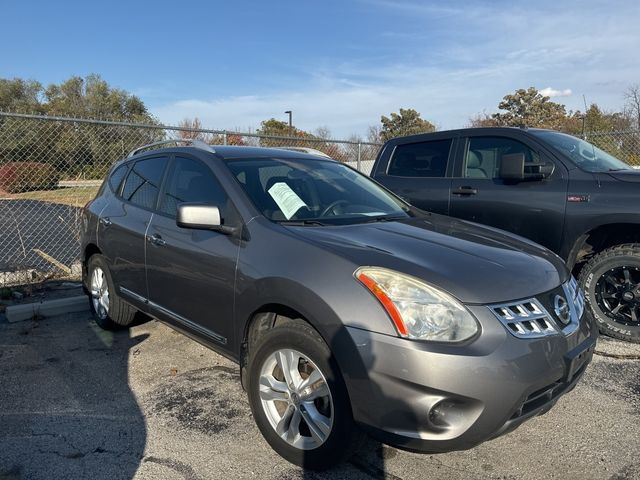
[[428, 400, 466, 429]]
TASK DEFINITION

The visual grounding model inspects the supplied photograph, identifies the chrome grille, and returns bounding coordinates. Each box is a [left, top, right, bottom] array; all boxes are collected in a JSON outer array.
[[489, 299, 558, 338], [565, 276, 585, 321], [489, 276, 585, 339]]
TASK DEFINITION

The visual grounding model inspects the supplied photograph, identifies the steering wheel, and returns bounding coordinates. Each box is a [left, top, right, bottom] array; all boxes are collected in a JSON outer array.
[[320, 200, 350, 217]]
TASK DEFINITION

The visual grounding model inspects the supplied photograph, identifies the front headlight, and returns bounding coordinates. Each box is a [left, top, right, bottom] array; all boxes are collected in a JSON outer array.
[[355, 266, 479, 342]]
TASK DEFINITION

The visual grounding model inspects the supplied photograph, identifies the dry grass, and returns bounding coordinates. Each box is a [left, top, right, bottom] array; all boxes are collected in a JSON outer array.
[[11, 186, 99, 207]]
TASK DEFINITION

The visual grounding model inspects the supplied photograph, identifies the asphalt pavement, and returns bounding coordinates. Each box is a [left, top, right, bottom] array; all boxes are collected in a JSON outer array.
[[0, 199, 80, 272], [1, 311, 638, 480]]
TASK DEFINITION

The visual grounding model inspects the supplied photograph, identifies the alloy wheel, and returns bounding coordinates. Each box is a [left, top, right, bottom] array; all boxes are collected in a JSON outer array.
[[90, 266, 110, 320], [258, 348, 333, 450], [595, 266, 640, 326]]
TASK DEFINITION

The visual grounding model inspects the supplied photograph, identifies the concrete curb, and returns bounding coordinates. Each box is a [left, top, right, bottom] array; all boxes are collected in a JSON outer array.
[[6, 295, 88, 323]]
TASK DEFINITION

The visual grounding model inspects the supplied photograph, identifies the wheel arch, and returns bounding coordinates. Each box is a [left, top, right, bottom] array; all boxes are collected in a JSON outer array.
[[235, 284, 364, 404], [239, 302, 333, 389], [84, 243, 102, 262], [82, 243, 102, 293], [570, 223, 640, 275]]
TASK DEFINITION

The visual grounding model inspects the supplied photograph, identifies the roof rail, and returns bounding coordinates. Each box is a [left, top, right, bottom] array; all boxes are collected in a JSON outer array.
[[127, 139, 216, 158]]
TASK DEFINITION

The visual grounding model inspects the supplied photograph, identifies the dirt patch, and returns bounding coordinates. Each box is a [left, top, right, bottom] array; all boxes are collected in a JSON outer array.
[[589, 360, 640, 414], [145, 366, 250, 435]]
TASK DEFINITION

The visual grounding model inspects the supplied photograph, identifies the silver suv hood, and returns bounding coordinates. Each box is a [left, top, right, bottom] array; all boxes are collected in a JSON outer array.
[[288, 215, 568, 304]]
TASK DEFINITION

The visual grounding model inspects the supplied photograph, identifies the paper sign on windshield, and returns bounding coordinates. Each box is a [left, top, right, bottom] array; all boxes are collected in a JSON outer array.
[[267, 182, 307, 220]]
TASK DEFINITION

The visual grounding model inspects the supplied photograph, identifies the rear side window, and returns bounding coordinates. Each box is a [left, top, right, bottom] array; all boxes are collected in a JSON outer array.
[[121, 157, 168, 209], [387, 139, 452, 177], [108, 164, 128, 194], [159, 156, 229, 218]]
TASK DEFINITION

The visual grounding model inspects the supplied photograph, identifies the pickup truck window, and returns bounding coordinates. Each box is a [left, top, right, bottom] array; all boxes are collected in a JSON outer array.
[[387, 139, 451, 177], [464, 137, 540, 179], [530, 130, 630, 172]]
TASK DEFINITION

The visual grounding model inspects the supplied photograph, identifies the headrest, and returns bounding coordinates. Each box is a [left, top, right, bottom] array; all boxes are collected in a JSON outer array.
[[467, 151, 481, 168]]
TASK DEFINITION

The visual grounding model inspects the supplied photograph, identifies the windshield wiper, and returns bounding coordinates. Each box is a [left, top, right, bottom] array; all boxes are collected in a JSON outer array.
[[279, 219, 328, 226], [361, 215, 407, 223]]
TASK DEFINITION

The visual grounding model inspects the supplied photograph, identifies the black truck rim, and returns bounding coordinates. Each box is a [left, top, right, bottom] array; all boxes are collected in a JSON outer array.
[[594, 266, 640, 326]]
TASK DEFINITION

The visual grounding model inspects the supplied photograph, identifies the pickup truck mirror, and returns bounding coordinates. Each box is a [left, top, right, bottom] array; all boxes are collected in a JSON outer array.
[[177, 203, 238, 235], [499, 153, 552, 181]]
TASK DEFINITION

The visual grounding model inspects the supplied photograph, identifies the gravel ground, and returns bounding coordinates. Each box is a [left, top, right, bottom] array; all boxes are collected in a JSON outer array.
[[1, 311, 638, 480]]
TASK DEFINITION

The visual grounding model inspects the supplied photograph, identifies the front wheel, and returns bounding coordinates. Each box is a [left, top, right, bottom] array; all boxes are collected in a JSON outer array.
[[580, 244, 640, 343], [247, 319, 360, 470]]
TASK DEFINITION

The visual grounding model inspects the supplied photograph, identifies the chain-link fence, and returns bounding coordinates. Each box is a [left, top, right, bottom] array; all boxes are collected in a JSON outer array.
[[582, 130, 640, 166], [0, 112, 381, 285], [2, 111, 640, 287]]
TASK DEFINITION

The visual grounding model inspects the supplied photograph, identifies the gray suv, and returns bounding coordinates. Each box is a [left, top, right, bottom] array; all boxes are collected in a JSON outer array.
[[81, 139, 596, 469]]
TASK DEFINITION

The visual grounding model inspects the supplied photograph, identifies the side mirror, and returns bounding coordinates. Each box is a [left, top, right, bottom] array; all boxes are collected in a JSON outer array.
[[177, 203, 237, 235], [499, 153, 552, 181], [499, 153, 525, 180]]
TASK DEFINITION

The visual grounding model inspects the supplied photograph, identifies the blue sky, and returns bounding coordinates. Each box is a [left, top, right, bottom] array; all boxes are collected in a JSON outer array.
[[2, 0, 639, 137]]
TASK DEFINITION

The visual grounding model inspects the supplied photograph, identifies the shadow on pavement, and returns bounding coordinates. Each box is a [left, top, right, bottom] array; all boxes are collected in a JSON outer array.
[[0, 312, 147, 480]]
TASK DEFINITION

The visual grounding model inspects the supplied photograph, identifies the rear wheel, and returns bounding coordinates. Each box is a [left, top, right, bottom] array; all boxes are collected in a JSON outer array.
[[580, 244, 640, 343], [87, 254, 137, 330], [247, 319, 360, 470]]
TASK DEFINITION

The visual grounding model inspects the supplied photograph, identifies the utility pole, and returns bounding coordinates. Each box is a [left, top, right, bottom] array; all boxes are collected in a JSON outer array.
[[284, 110, 292, 137]]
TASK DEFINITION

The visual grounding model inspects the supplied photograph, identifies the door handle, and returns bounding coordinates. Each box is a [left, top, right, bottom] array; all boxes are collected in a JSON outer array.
[[452, 186, 478, 196], [147, 234, 166, 246], [99, 217, 112, 226]]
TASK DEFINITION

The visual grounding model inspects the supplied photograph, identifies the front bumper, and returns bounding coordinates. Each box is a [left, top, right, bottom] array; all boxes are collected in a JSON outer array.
[[340, 304, 596, 453]]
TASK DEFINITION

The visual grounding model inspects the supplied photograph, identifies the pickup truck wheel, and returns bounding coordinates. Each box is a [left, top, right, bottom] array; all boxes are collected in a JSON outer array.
[[87, 254, 137, 330], [247, 319, 361, 470], [580, 244, 640, 343]]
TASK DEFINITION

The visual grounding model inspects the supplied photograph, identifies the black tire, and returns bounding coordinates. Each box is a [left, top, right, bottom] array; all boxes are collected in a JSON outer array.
[[579, 243, 640, 343], [87, 254, 137, 330], [247, 319, 361, 470]]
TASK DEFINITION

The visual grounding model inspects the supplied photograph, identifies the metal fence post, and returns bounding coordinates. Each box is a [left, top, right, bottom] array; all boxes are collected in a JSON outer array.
[[357, 142, 362, 172], [223, 131, 228, 145]]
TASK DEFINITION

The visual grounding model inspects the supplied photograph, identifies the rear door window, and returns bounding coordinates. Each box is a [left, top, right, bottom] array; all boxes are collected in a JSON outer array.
[[387, 139, 452, 177], [108, 164, 128, 194], [121, 156, 168, 209]]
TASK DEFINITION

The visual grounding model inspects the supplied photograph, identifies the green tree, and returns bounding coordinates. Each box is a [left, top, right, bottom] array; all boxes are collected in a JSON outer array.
[[490, 87, 567, 129], [379, 108, 436, 141], [0, 78, 45, 114], [256, 118, 305, 139], [0, 74, 161, 180], [256, 118, 309, 147], [44, 74, 152, 122], [467, 111, 499, 128]]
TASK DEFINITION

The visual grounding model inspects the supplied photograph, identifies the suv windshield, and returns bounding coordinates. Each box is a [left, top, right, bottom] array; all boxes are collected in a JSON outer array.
[[225, 157, 411, 225], [531, 130, 630, 173]]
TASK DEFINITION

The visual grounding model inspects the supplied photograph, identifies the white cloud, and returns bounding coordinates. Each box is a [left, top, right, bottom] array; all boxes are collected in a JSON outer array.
[[149, 0, 640, 137], [539, 87, 573, 98]]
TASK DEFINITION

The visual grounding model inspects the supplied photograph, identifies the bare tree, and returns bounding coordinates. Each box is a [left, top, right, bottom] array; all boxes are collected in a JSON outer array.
[[624, 84, 640, 130], [177, 117, 215, 142], [314, 126, 332, 140], [366, 125, 381, 144]]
